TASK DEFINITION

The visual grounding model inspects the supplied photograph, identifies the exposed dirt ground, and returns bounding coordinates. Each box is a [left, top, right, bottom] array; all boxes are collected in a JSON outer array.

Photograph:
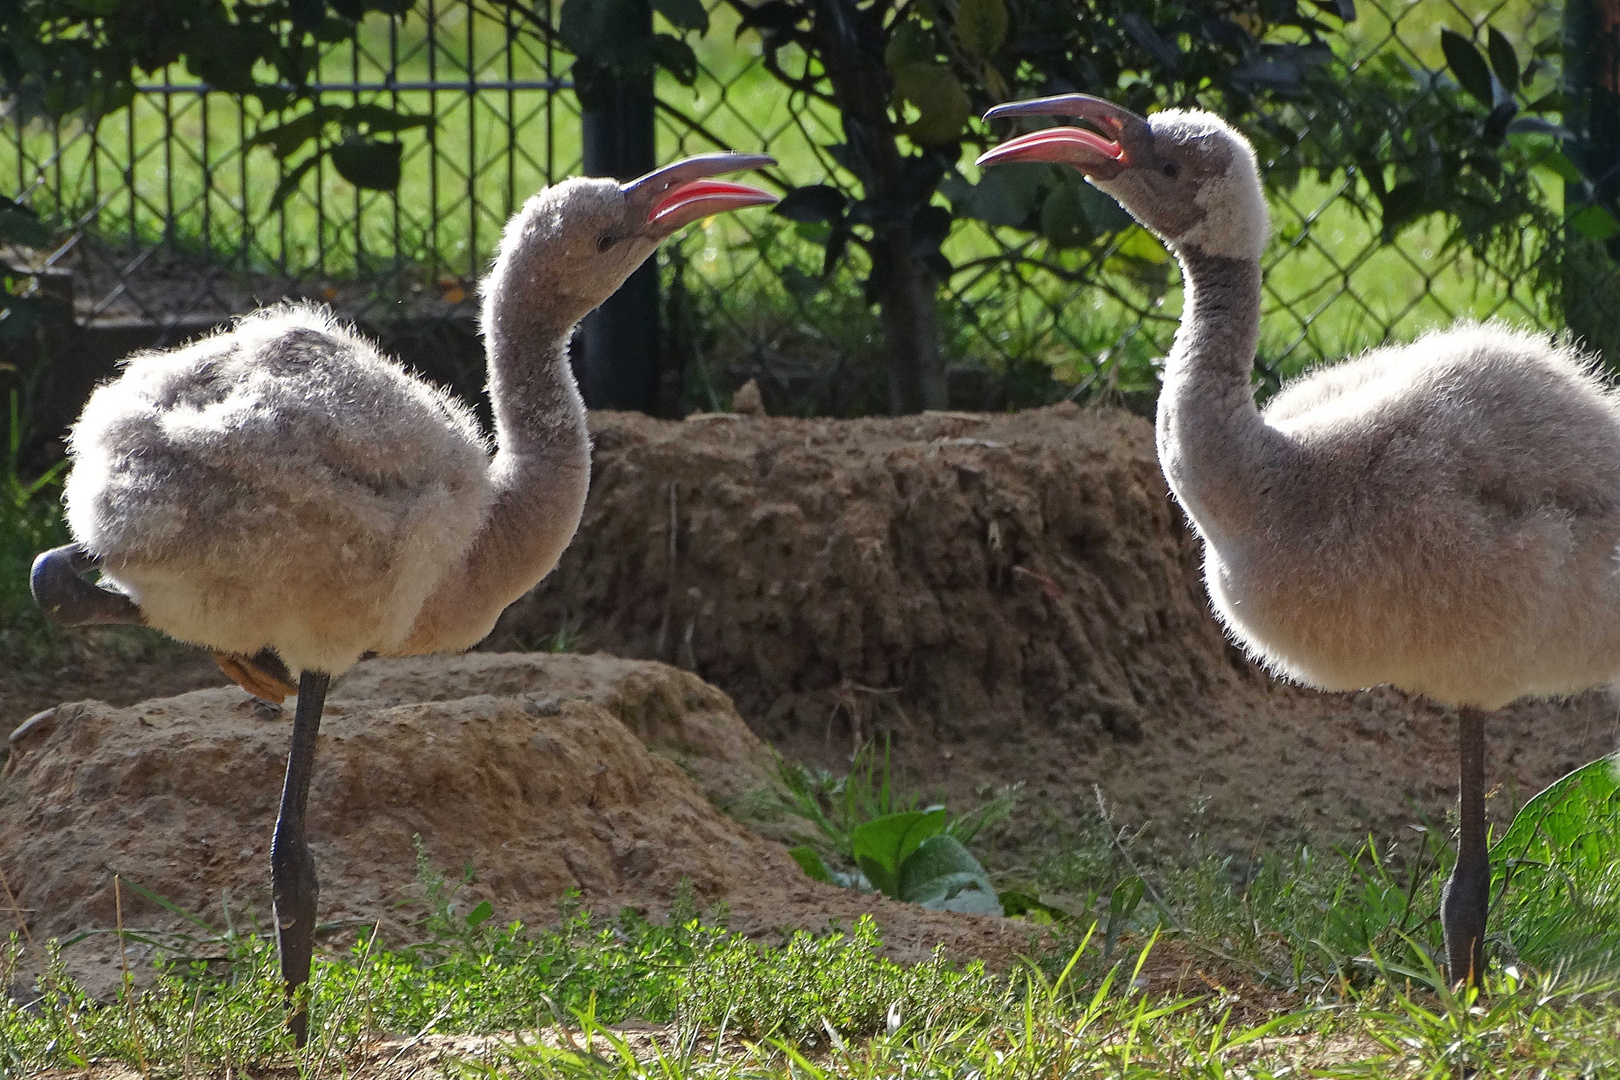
[[1, 654, 1040, 995], [4, 403, 1617, 927], [487, 405, 1620, 856]]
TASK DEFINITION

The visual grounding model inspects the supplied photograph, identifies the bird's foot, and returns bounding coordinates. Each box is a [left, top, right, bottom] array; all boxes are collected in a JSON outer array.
[[214, 649, 299, 705]]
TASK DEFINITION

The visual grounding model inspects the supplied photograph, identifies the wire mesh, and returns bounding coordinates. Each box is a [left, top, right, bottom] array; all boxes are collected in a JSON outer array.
[[0, 0, 1595, 415]]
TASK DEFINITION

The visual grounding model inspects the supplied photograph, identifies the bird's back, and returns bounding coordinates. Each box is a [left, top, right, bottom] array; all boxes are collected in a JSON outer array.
[[1217, 323, 1620, 707], [65, 304, 495, 674]]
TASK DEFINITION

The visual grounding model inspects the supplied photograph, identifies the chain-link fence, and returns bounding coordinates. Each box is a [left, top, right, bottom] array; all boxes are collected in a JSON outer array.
[[0, 0, 1595, 423]]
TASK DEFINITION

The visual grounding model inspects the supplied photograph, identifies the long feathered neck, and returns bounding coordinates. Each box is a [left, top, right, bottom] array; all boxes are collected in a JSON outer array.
[[1155, 244, 1291, 545], [400, 223, 591, 654]]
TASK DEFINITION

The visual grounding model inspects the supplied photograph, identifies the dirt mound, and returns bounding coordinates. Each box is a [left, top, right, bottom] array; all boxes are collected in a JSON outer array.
[[491, 405, 1620, 852], [497, 404, 1228, 746], [0, 654, 1036, 992]]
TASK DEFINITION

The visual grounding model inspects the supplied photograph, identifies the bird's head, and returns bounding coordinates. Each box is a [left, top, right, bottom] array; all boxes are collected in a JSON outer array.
[[977, 96, 1267, 262], [487, 152, 778, 331]]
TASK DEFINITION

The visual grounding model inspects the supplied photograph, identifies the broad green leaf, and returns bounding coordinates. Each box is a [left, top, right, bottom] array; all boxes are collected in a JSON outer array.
[[1570, 204, 1620, 242], [1378, 180, 1429, 240], [851, 808, 947, 897], [954, 0, 1007, 59], [1076, 182, 1133, 234], [774, 184, 847, 225], [466, 899, 494, 929], [787, 845, 835, 884], [1534, 150, 1584, 185], [885, 20, 934, 72], [653, 0, 708, 33], [1040, 181, 1090, 248], [951, 163, 1047, 228], [1440, 29, 1494, 108], [330, 138, 404, 191], [892, 63, 971, 145], [1510, 117, 1571, 140], [249, 105, 341, 158], [268, 154, 321, 211], [1486, 26, 1519, 94], [1495, 757, 1620, 861], [898, 835, 1002, 915], [1491, 756, 1620, 969]]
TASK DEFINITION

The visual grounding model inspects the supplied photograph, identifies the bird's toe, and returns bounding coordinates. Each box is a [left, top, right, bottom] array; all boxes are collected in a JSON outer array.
[[214, 651, 297, 705]]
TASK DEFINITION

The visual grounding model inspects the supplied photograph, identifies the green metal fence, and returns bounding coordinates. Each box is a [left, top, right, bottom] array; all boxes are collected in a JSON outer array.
[[0, 0, 1595, 416]]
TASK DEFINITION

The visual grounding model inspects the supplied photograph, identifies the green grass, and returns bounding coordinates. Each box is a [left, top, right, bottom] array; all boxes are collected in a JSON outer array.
[[7, 837, 1620, 1078], [7, 772, 1620, 1078]]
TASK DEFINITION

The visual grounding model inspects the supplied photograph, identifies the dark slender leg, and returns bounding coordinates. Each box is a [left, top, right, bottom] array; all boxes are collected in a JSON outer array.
[[272, 670, 329, 1047], [1441, 706, 1489, 988]]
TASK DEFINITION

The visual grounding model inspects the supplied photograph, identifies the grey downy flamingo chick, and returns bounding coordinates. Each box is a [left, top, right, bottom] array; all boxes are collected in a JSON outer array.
[[979, 95, 1620, 988], [30, 152, 778, 1043]]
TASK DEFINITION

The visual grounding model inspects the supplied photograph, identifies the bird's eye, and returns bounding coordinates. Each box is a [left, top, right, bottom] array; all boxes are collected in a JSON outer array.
[[597, 234, 621, 253], [1162, 161, 1180, 178]]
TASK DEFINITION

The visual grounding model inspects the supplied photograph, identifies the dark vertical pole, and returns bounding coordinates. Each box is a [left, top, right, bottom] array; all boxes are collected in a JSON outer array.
[[578, 5, 660, 413], [1563, 0, 1620, 362]]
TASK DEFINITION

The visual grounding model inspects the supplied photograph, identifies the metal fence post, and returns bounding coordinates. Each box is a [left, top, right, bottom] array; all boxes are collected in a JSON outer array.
[[1562, 0, 1620, 360], [578, 5, 659, 413]]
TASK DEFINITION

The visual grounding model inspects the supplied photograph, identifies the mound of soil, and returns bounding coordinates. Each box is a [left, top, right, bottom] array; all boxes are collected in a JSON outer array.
[[491, 405, 1620, 853], [6, 405, 1614, 886], [0, 654, 1036, 993]]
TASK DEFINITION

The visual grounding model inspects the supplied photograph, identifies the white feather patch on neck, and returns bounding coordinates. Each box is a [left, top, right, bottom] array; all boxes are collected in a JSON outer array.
[[1177, 158, 1270, 263]]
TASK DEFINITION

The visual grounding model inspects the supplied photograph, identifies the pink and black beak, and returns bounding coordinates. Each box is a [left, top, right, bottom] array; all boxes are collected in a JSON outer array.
[[976, 95, 1153, 180], [622, 152, 779, 238]]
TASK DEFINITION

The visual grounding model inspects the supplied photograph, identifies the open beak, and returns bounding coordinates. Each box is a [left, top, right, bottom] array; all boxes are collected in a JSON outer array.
[[622, 152, 779, 237], [975, 95, 1152, 180]]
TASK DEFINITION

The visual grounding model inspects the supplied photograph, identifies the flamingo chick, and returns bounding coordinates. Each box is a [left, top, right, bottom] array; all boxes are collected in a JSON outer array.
[[980, 95, 1620, 987], [30, 153, 778, 1043]]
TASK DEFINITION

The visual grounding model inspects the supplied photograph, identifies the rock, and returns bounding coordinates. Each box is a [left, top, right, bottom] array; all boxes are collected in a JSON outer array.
[[730, 379, 765, 416]]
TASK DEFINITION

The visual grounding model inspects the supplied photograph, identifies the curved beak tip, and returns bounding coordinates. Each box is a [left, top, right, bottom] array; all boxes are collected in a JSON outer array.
[[627, 152, 780, 233]]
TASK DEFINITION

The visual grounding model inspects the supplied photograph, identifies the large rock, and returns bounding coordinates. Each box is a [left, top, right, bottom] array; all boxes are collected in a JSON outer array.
[[0, 654, 1036, 992]]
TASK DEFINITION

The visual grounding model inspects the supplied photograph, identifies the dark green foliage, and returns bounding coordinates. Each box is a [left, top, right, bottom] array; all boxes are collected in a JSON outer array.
[[556, 0, 708, 107], [1, 391, 67, 665], [0, 0, 412, 118], [0, 0, 427, 202]]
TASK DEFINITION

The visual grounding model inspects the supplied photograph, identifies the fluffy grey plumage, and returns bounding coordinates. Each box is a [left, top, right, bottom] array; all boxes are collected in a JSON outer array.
[[979, 99, 1620, 710], [45, 155, 776, 1042], [54, 156, 774, 688], [976, 95, 1561, 986], [1130, 118, 1620, 711], [65, 304, 495, 675]]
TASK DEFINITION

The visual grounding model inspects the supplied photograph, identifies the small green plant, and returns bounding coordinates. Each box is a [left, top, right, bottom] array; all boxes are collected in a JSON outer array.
[[777, 742, 1019, 916], [1490, 754, 1620, 973]]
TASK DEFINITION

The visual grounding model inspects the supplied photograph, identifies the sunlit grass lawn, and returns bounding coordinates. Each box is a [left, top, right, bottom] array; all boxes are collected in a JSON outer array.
[[6, 813, 1620, 1079]]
